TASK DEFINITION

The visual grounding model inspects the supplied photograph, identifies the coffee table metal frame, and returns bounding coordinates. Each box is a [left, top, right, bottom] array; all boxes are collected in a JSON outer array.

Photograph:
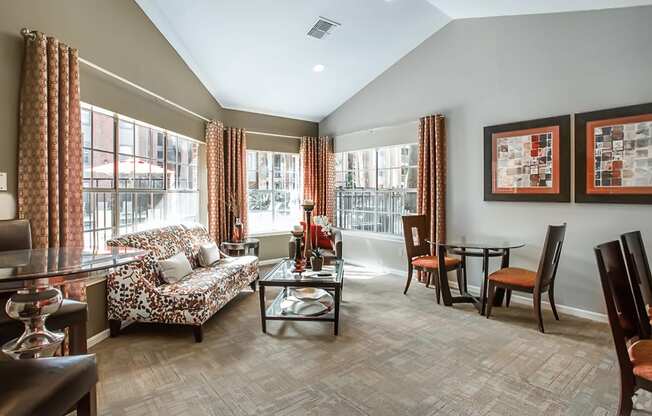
[[258, 259, 343, 335]]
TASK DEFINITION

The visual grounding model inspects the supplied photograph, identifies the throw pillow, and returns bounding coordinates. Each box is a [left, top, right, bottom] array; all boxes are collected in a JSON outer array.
[[300, 221, 333, 250], [198, 242, 220, 267], [158, 252, 193, 284]]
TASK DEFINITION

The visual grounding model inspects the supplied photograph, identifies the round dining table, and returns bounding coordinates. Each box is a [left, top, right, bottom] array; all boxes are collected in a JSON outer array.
[[434, 239, 525, 315], [0, 246, 145, 359]]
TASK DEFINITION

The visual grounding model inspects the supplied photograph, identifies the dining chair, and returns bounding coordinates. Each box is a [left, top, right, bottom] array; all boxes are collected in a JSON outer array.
[[595, 240, 652, 415], [0, 219, 89, 355], [622, 231, 652, 325], [485, 223, 566, 333], [401, 215, 462, 303]]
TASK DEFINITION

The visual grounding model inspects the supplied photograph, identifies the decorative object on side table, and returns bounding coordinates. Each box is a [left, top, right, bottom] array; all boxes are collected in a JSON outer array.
[[484, 115, 571, 202], [291, 225, 306, 273], [312, 248, 324, 271], [302, 199, 315, 267], [575, 102, 652, 204], [221, 192, 244, 242]]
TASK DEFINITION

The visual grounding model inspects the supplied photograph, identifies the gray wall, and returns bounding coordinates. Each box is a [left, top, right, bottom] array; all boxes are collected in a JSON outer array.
[[320, 6, 652, 314], [0, 0, 315, 336]]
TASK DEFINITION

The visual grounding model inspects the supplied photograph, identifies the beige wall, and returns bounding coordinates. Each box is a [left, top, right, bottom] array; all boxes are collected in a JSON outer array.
[[320, 6, 652, 315], [0, 0, 315, 336]]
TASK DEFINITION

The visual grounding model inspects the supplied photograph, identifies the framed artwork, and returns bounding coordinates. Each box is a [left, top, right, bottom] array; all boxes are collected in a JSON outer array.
[[575, 103, 652, 204], [484, 115, 571, 202]]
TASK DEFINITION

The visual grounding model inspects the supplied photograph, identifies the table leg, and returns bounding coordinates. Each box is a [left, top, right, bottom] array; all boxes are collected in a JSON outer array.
[[2, 286, 65, 359], [480, 249, 489, 315], [437, 244, 454, 306], [492, 249, 510, 306], [259, 285, 267, 333], [334, 286, 340, 336]]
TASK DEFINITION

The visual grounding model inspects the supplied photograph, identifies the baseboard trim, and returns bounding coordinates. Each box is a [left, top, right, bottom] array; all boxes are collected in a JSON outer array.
[[87, 329, 109, 349], [459, 282, 607, 323], [346, 260, 607, 323], [258, 257, 284, 266]]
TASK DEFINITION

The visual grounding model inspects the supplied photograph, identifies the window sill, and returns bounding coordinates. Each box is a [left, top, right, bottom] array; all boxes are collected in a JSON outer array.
[[248, 231, 290, 238], [340, 229, 404, 243]]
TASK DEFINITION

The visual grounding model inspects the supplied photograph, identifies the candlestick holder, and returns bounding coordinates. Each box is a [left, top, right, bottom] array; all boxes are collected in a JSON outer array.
[[291, 230, 306, 273], [301, 202, 315, 268]]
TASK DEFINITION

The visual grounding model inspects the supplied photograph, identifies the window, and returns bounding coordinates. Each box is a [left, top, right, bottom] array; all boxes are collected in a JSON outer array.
[[247, 151, 301, 234], [82, 104, 200, 250], [335, 144, 418, 236]]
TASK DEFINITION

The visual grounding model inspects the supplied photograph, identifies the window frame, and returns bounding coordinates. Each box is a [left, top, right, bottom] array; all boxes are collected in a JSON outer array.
[[82, 103, 201, 250], [335, 144, 418, 237], [246, 150, 302, 236]]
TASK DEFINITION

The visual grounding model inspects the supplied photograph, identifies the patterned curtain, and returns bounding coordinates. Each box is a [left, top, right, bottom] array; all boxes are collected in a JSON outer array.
[[206, 122, 248, 242], [206, 121, 226, 242], [300, 136, 335, 219], [18, 32, 83, 249], [417, 114, 447, 250]]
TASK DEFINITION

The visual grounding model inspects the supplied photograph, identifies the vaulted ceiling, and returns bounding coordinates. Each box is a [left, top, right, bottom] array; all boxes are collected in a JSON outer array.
[[137, 0, 652, 122]]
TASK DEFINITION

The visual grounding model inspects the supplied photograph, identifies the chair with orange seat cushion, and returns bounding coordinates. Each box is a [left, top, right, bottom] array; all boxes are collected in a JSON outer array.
[[595, 240, 652, 415], [401, 215, 462, 303], [486, 223, 566, 333]]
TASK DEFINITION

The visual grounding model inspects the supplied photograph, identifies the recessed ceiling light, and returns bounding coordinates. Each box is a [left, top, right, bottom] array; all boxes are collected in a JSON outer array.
[[313, 64, 325, 73]]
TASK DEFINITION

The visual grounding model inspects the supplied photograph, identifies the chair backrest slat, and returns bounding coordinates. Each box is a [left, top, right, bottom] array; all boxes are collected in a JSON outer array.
[[534, 223, 566, 292], [621, 231, 652, 309], [595, 241, 635, 376], [595, 240, 651, 339], [0, 220, 32, 252], [401, 215, 431, 260]]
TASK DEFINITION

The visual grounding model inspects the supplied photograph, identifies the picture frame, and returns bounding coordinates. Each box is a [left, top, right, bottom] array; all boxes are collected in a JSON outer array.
[[575, 103, 652, 204], [484, 115, 571, 202]]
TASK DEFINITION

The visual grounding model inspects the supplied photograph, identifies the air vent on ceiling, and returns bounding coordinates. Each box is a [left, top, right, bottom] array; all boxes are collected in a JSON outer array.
[[307, 17, 340, 39]]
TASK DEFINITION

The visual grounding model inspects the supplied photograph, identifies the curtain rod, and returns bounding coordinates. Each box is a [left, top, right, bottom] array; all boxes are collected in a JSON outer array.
[[20, 28, 304, 140]]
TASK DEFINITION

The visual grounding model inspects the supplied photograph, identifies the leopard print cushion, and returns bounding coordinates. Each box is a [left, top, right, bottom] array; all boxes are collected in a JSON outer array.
[[105, 224, 259, 325]]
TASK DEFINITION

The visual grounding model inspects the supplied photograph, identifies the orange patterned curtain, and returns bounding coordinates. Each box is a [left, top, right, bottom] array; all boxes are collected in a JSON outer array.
[[300, 136, 335, 219], [206, 121, 226, 242], [206, 122, 248, 242], [17, 31, 83, 249], [417, 115, 446, 249], [224, 127, 248, 238]]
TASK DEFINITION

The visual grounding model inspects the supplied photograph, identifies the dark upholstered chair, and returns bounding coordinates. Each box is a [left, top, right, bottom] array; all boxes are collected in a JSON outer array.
[[595, 240, 652, 415], [486, 223, 566, 333], [401, 215, 462, 302], [0, 354, 98, 416], [0, 219, 89, 354]]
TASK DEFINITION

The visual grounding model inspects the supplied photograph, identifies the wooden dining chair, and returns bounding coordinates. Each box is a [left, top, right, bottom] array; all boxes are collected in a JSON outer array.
[[622, 231, 652, 324], [485, 223, 566, 333], [401, 215, 462, 303], [595, 240, 652, 415]]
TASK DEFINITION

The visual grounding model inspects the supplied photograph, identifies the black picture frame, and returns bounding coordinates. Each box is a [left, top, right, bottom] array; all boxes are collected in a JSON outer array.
[[575, 103, 652, 204], [484, 115, 571, 202]]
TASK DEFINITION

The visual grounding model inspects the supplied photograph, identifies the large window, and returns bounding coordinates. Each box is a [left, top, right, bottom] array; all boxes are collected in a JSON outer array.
[[335, 144, 418, 236], [247, 151, 301, 234], [82, 104, 200, 250]]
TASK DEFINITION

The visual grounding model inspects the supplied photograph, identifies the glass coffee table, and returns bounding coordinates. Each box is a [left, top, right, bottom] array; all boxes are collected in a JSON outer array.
[[259, 259, 344, 335]]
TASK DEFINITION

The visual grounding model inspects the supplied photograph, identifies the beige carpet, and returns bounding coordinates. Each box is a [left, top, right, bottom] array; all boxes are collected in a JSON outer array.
[[91, 264, 649, 415]]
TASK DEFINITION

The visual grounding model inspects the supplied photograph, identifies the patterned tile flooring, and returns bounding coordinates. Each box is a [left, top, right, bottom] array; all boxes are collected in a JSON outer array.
[[92, 265, 652, 415]]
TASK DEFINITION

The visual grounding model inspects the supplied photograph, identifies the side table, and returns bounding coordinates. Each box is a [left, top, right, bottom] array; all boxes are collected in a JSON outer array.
[[220, 238, 260, 257]]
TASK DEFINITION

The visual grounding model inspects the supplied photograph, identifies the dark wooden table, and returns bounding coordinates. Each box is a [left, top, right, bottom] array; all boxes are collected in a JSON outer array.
[[259, 259, 344, 335], [0, 246, 144, 359], [436, 240, 525, 315]]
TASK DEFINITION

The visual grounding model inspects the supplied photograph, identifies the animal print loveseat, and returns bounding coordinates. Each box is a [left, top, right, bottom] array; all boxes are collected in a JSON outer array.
[[105, 224, 258, 342]]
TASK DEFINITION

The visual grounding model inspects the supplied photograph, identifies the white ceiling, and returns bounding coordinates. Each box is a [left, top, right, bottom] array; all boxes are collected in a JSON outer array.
[[136, 0, 652, 122]]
